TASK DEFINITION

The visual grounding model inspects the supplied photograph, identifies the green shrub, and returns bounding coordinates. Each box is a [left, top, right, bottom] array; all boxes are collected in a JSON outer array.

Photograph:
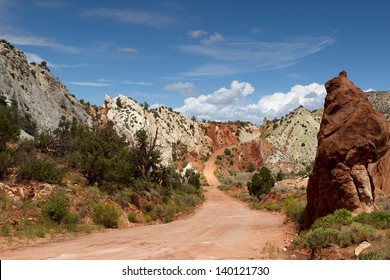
[[276, 170, 284, 181], [247, 166, 275, 198], [337, 222, 379, 247], [93, 202, 120, 228], [127, 212, 140, 223], [359, 249, 390, 260], [304, 227, 340, 249], [0, 97, 20, 151], [0, 151, 12, 179], [283, 199, 305, 226], [264, 203, 282, 211], [17, 158, 65, 184], [353, 211, 390, 229], [246, 163, 256, 172], [1, 223, 11, 237], [236, 192, 252, 203], [143, 204, 154, 213], [0, 191, 12, 211], [62, 212, 80, 226], [41, 190, 70, 224], [311, 208, 352, 230], [296, 220, 381, 250]]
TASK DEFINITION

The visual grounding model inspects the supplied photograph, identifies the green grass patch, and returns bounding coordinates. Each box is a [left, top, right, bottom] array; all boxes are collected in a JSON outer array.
[[263, 203, 282, 211], [353, 211, 390, 229]]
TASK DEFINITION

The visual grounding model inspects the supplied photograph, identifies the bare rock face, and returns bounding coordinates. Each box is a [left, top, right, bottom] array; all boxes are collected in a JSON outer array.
[[103, 95, 212, 165], [0, 40, 92, 132], [305, 71, 390, 228]]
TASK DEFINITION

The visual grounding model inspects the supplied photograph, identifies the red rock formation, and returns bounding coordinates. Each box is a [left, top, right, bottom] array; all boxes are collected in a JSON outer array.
[[304, 71, 390, 228]]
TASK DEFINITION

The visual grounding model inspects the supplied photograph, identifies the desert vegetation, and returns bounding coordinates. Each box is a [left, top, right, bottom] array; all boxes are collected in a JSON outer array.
[[292, 209, 390, 259], [0, 99, 203, 244]]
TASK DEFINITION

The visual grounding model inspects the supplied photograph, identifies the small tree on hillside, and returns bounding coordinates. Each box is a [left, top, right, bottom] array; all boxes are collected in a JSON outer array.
[[130, 128, 162, 180], [247, 166, 275, 198], [0, 96, 20, 151], [74, 123, 132, 185]]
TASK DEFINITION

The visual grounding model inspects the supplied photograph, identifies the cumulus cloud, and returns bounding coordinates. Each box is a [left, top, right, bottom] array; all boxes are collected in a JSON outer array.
[[165, 82, 197, 97], [200, 32, 224, 45], [176, 81, 326, 124], [187, 30, 208, 38], [256, 83, 326, 119], [176, 81, 255, 121]]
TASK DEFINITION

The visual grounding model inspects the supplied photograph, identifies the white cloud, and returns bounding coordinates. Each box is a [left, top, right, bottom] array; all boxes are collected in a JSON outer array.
[[177, 35, 335, 77], [123, 81, 152, 86], [25, 53, 46, 64], [25, 52, 60, 69], [165, 82, 197, 97], [0, 33, 78, 53], [200, 32, 224, 45], [256, 83, 326, 119], [84, 8, 176, 28], [176, 81, 326, 124], [187, 30, 208, 39], [119, 47, 138, 54], [176, 80, 255, 121], [68, 82, 112, 87]]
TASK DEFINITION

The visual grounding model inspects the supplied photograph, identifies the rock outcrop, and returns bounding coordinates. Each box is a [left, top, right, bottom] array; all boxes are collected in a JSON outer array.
[[265, 106, 322, 173], [103, 95, 212, 165], [366, 91, 390, 122], [0, 39, 92, 132], [305, 71, 390, 228]]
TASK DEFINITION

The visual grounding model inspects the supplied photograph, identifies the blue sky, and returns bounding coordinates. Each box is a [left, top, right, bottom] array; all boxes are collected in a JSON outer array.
[[1, 0, 389, 123]]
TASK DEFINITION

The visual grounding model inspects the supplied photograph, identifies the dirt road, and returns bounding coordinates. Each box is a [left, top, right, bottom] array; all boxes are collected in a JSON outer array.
[[1, 148, 291, 260]]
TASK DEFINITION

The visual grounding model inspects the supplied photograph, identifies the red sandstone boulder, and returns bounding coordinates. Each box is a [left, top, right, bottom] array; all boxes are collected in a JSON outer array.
[[304, 71, 390, 228]]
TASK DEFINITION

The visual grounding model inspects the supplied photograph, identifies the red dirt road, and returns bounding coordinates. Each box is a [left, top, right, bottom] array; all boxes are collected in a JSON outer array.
[[1, 148, 291, 260]]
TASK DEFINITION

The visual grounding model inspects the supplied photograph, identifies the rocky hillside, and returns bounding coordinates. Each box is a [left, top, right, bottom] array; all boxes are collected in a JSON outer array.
[[367, 91, 390, 121], [257, 106, 323, 173], [2, 40, 389, 173], [0, 39, 92, 133], [103, 95, 212, 165]]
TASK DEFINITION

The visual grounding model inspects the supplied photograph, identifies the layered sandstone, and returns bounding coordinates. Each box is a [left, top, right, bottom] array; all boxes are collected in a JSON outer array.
[[305, 71, 390, 228]]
